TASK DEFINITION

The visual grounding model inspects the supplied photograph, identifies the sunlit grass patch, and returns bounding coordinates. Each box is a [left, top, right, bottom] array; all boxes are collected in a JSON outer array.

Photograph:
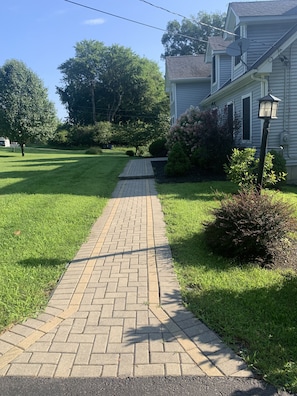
[[157, 181, 297, 393], [0, 148, 128, 331]]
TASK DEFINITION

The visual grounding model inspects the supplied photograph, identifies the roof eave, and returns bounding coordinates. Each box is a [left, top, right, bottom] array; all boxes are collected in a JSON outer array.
[[169, 77, 211, 83], [201, 69, 259, 106]]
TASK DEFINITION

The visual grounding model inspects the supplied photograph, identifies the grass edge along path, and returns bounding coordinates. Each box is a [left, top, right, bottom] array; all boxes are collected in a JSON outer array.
[[0, 148, 129, 333], [156, 181, 297, 394]]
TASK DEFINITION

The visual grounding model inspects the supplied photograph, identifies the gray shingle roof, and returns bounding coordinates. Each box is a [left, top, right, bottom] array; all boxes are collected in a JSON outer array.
[[207, 36, 232, 51], [165, 55, 211, 80], [230, 0, 297, 17]]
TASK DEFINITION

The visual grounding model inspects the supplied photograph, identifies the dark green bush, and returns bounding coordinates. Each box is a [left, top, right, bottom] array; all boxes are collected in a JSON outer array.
[[269, 149, 287, 187], [126, 150, 135, 157], [165, 142, 191, 177], [85, 147, 102, 155], [149, 138, 167, 157], [204, 189, 297, 266]]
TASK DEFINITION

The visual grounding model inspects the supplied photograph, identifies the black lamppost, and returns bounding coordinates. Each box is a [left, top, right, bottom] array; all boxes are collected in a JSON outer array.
[[256, 93, 281, 193]]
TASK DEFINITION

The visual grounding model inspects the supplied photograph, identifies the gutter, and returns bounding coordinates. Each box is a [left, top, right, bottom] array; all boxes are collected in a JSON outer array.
[[201, 68, 259, 107]]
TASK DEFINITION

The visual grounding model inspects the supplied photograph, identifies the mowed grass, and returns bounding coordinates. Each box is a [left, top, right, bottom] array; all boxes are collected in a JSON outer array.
[[0, 147, 129, 332], [157, 181, 297, 393]]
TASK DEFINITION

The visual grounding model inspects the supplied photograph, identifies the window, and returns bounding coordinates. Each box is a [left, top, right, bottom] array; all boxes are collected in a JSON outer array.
[[242, 95, 251, 141], [227, 102, 234, 136], [234, 26, 241, 66], [212, 56, 216, 84]]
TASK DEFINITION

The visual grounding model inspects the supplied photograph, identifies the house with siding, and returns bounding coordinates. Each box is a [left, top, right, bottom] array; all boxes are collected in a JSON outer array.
[[165, 55, 211, 125], [166, 0, 297, 181]]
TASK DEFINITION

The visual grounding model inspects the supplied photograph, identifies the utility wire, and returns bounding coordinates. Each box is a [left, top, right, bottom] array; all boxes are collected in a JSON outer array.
[[64, 0, 208, 43], [139, 0, 277, 50], [139, 0, 236, 37]]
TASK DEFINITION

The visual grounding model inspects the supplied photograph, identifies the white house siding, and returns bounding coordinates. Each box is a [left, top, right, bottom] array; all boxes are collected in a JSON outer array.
[[213, 81, 262, 149], [212, 55, 232, 94], [169, 83, 176, 124], [233, 61, 246, 81], [268, 41, 297, 179], [219, 55, 232, 88], [176, 81, 210, 118], [247, 23, 295, 67]]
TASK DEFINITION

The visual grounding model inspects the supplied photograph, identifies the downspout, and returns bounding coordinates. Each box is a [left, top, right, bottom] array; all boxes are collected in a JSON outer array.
[[251, 73, 268, 96], [284, 45, 296, 159]]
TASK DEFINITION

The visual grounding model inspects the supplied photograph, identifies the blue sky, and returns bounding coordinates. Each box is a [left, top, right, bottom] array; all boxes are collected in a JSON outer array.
[[0, 0, 244, 120]]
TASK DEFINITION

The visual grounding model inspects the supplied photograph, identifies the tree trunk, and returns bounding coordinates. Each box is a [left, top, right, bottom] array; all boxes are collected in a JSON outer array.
[[20, 143, 25, 156], [91, 82, 96, 125]]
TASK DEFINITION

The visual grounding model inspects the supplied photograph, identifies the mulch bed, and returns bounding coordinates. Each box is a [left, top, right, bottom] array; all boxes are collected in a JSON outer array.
[[151, 160, 226, 184]]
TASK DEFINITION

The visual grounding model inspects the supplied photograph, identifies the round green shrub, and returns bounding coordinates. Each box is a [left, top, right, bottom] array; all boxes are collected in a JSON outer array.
[[149, 138, 167, 157], [204, 189, 297, 266], [269, 149, 287, 187], [85, 147, 102, 155], [126, 150, 135, 157], [165, 142, 191, 177]]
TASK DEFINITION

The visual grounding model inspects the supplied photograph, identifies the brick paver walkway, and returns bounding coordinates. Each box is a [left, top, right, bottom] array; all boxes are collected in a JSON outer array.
[[0, 159, 253, 378]]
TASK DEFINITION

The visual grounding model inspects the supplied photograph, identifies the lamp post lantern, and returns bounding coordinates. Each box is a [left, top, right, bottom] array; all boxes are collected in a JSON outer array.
[[256, 93, 281, 193]]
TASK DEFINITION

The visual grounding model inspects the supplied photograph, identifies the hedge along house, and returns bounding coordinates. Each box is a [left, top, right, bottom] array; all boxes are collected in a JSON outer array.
[[165, 55, 211, 125], [165, 0, 297, 182]]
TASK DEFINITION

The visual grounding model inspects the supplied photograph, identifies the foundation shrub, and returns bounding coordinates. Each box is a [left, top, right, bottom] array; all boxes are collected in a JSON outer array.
[[269, 149, 287, 187], [225, 148, 287, 189], [204, 189, 297, 266], [166, 107, 235, 172], [165, 142, 191, 176]]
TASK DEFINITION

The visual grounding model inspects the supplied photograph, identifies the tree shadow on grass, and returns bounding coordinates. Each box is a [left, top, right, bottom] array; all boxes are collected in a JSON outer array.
[[184, 274, 297, 393], [0, 155, 126, 197]]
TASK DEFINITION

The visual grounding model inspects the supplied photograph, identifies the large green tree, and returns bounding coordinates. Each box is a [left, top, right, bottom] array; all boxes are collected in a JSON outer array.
[[161, 12, 226, 58], [0, 60, 57, 156], [57, 40, 169, 127]]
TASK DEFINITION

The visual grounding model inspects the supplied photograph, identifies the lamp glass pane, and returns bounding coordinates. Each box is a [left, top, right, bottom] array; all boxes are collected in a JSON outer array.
[[259, 101, 272, 118], [271, 102, 279, 119]]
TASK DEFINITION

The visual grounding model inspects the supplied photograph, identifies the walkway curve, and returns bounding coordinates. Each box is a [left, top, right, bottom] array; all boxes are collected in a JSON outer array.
[[0, 159, 253, 378]]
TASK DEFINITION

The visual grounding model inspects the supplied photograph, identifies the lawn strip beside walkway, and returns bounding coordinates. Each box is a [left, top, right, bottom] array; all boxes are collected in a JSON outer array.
[[0, 159, 253, 379]]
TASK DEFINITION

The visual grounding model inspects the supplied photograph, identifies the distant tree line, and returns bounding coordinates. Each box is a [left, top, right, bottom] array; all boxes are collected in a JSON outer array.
[[0, 12, 225, 154]]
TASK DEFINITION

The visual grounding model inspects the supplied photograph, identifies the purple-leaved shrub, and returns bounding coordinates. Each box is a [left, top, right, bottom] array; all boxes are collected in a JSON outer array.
[[167, 107, 235, 172]]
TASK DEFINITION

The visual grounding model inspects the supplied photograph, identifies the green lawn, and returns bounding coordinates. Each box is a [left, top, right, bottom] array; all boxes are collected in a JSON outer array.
[[0, 147, 129, 332], [157, 181, 297, 393], [1, 146, 297, 392]]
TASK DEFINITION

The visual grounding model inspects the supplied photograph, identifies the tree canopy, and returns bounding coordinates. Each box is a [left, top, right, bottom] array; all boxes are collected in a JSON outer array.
[[57, 40, 169, 126], [0, 59, 57, 155], [161, 12, 226, 58]]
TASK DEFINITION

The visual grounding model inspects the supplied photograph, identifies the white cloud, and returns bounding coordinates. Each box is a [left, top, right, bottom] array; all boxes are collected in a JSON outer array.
[[83, 18, 105, 25]]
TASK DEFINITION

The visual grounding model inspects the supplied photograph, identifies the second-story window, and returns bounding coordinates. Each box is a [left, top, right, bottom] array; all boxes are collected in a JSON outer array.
[[212, 55, 216, 84], [234, 26, 241, 66]]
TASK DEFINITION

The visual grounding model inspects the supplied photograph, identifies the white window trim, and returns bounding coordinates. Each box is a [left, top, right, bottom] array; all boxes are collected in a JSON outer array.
[[212, 55, 221, 91]]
